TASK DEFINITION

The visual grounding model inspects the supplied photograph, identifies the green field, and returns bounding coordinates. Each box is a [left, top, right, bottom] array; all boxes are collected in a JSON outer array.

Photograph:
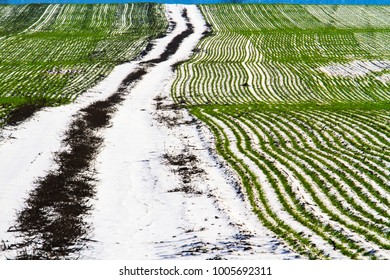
[[173, 5, 390, 259], [1, 3, 389, 259], [0, 3, 167, 125], [173, 5, 390, 104]]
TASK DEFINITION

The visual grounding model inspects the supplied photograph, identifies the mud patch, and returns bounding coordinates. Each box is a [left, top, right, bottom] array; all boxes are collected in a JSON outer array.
[[163, 149, 205, 195], [6, 97, 55, 127], [154, 95, 196, 128], [6, 104, 44, 127]]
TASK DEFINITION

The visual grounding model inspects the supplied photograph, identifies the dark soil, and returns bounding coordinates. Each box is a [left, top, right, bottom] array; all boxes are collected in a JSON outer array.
[[6, 101, 48, 127], [142, 13, 194, 65], [164, 151, 204, 195]]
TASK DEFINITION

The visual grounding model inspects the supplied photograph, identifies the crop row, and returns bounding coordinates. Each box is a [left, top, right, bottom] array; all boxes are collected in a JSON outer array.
[[0, 3, 167, 125], [191, 105, 390, 259], [172, 5, 390, 105], [200, 4, 390, 32]]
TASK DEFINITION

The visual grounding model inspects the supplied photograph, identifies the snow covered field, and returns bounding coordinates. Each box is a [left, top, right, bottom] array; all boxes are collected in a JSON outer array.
[[1, 3, 388, 260], [0, 5, 297, 260]]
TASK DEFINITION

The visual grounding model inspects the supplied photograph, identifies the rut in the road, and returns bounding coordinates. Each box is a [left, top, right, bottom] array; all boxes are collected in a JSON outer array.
[[7, 10, 194, 260]]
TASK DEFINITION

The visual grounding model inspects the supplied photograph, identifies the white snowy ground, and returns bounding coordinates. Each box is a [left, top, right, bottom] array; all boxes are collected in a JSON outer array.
[[319, 60, 390, 78], [0, 5, 298, 260]]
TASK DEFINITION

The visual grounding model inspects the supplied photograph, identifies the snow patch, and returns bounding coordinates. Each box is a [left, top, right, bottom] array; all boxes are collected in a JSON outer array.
[[376, 73, 390, 83], [319, 60, 390, 79]]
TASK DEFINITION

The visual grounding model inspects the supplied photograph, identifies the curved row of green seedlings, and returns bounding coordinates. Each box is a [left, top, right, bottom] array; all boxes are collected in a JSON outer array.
[[172, 4, 390, 106], [192, 106, 332, 260], [173, 29, 390, 106], [244, 111, 390, 238], [192, 105, 389, 259], [220, 110, 385, 259]]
